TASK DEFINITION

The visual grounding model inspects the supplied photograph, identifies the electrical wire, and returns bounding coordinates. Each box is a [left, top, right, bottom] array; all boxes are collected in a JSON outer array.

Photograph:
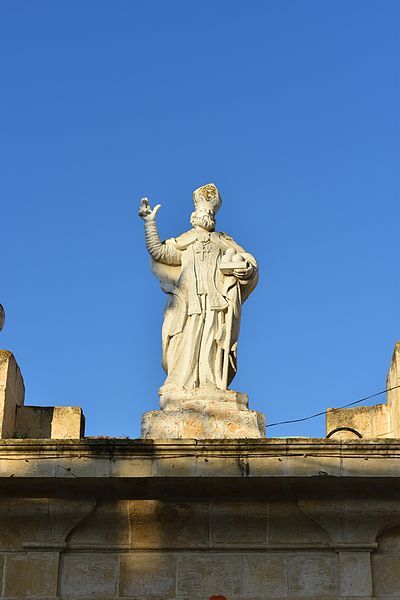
[[266, 384, 400, 429]]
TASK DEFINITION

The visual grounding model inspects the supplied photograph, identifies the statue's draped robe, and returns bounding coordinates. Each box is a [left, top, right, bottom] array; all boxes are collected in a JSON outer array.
[[147, 225, 258, 392]]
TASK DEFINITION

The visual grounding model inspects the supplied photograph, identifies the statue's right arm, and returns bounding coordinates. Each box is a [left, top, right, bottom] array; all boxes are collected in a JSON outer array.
[[144, 220, 182, 266]]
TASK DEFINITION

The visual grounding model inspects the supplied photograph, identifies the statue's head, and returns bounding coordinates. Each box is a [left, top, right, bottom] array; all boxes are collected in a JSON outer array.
[[190, 183, 222, 231]]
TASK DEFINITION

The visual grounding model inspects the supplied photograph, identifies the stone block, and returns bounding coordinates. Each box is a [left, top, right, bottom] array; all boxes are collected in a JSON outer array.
[[142, 407, 265, 439], [339, 551, 372, 597], [196, 455, 248, 477], [0, 350, 25, 439], [288, 552, 338, 597], [0, 553, 4, 589], [15, 406, 54, 438], [211, 501, 267, 544], [299, 497, 400, 546], [15, 405, 85, 439], [326, 404, 390, 440], [130, 500, 209, 549], [119, 553, 176, 598], [372, 551, 400, 597], [68, 500, 130, 548], [177, 554, 242, 598], [268, 500, 329, 545], [387, 341, 400, 437], [111, 456, 152, 477], [51, 407, 85, 439], [151, 454, 198, 477], [59, 553, 118, 598], [326, 341, 400, 440], [56, 455, 110, 478], [0, 497, 97, 551], [159, 387, 249, 411], [285, 454, 342, 477], [242, 553, 288, 597], [26, 551, 59, 597], [3, 552, 27, 598]]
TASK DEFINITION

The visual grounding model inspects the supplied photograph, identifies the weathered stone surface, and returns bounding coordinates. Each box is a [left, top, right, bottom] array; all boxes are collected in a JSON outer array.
[[142, 405, 265, 439], [339, 551, 372, 597], [326, 403, 390, 440], [242, 553, 288, 597], [387, 341, 400, 437], [59, 553, 118, 598], [326, 341, 400, 440], [67, 500, 129, 548], [3, 552, 27, 597], [299, 497, 400, 546], [159, 387, 250, 411], [267, 500, 329, 545], [130, 500, 209, 548], [26, 551, 59, 597], [51, 406, 85, 439], [0, 350, 85, 440], [373, 553, 400, 597], [119, 553, 176, 598], [0, 350, 25, 439], [288, 552, 338, 597], [177, 554, 242, 597], [2, 438, 400, 481], [211, 501, 267, 544], [15, 405, 85, 439], [0, 497, 96, 552], [0, 438, 400, 598]]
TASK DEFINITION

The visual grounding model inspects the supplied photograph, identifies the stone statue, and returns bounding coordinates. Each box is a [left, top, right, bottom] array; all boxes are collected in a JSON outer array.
[[138, 183, 265, 438]]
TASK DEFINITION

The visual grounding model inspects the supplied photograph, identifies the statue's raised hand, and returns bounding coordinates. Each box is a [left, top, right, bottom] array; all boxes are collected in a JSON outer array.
[[138, 197, 161, 222]]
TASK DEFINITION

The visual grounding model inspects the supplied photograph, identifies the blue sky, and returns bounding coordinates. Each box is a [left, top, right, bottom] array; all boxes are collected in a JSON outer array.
[[1, 1, 399, 438]]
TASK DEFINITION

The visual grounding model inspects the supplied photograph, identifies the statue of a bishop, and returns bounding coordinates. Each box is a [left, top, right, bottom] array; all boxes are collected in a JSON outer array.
[[138, 183, 258, 409]]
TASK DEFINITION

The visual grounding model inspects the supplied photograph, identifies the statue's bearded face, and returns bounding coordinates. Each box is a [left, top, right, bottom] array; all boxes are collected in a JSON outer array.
[[190, 207, 216, 231]]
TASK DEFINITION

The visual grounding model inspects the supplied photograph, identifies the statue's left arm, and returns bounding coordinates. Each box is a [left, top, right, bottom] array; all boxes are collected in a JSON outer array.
[[219, 233, 258, 283]]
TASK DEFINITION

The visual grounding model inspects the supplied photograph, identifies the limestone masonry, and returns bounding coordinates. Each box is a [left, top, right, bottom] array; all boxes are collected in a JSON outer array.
[[1, 316, 400, 599], [1, 185, 400, 598], [1, 437, 400, 598]]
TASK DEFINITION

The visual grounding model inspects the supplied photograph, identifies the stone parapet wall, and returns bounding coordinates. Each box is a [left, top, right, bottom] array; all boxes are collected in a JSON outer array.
[[326, 341, 400, 440], [1, 439, 400, 598], [0, 350, 85, 440]]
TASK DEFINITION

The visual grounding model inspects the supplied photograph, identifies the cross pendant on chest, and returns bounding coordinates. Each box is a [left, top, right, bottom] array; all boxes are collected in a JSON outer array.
[[199, 244, 210, 261], [195, 241, 211, 261]]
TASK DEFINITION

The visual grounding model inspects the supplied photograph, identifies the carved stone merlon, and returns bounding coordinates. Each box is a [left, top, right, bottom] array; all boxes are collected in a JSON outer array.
[[138, 184, 265, 439], [0, 351, 25, 438], [387, 341, 400, 436], [326, 341, 400, 440], [0, 350, 85, 439]]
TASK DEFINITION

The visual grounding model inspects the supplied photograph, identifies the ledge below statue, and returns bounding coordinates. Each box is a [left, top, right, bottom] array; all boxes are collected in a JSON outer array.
[[142, 389, 265, 439]]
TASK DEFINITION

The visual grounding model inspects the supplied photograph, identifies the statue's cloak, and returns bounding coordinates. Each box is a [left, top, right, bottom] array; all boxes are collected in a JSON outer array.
[[150, 229, 258, 383]]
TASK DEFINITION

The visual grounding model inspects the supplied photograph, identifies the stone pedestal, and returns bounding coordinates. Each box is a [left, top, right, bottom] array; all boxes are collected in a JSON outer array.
[[142, 389, 266, 439]]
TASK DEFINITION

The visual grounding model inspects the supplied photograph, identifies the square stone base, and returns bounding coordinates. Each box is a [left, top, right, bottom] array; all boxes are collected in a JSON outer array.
[[141, 407, 266, 439]]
